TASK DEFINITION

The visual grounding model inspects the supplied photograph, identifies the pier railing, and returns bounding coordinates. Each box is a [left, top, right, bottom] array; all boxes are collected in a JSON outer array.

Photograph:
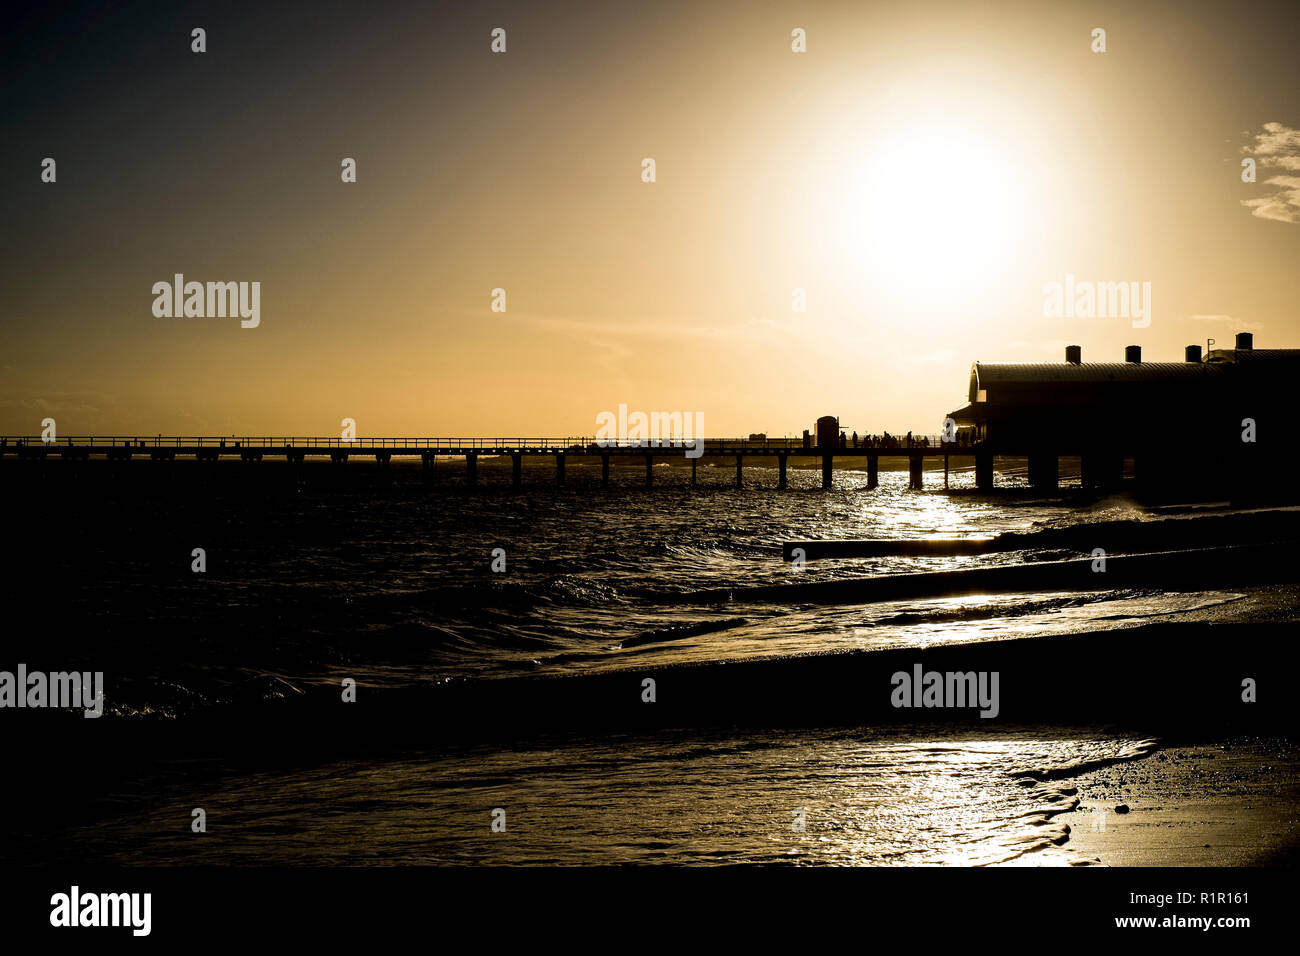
[[0, 433, 979, 491], [0, 434, 957, 451]]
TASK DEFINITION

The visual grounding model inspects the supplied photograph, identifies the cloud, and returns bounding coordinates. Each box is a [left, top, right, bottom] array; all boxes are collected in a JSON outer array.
[[1186, 314, 1262, 331], [517, 311, 807, 362], [0, 392, 106, 416], [1241, 123, 1300, 223], [1246, 122, 1300, 171], [1241, 174, 1300, 224]]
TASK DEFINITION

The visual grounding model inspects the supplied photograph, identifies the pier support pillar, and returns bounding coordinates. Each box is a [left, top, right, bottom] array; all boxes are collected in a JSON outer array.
[[286, 450, 304, 486], [512, 453, 522, 488], [944, 455, 949, 490], [976, 451, 994, 491], [778, 454, 788, 490], [375, 451, 391, 472], [735, 455, 743, 488], [867, 455, 878, 490], [645, 454, 654, 488], [421, 452, 435, 483], [601, 454, 610, 487], [690, 456, 697, 488], [1107, 454, 1124, 491], [1028, 454, 1059, 491], [466, 453, 478, 487], [1082, 453, 1123, 491], [821, 454, 833, 490], [908, 454, 923, 490], [555, 453, 565, 486]]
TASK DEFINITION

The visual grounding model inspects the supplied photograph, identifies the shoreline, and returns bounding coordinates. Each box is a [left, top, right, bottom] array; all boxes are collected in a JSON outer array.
[[1060, 737, 1300, 867]]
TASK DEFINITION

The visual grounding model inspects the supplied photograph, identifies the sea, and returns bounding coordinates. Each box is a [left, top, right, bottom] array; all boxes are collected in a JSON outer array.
[[0, 455, 1255, 865]]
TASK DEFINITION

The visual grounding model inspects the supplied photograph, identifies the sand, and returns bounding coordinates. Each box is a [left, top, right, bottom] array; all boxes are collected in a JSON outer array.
[[1062, 738, 1300, 866], [1053, 581, 1300, 866]]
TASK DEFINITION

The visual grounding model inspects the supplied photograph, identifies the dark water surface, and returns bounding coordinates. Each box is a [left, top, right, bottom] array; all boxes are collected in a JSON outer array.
[[0, 458, 1266, 864]]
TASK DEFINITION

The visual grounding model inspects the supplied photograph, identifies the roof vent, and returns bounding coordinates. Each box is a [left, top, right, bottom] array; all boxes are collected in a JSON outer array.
[[1185, 345, 1202, 363], [1235, 332, 1253, 350], [1065, 345, 1082, 364], [1125, 345, 1141, 363]]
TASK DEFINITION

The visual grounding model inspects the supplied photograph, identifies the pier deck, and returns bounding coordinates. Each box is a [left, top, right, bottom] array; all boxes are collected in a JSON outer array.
[[1, 434, 990, 490]]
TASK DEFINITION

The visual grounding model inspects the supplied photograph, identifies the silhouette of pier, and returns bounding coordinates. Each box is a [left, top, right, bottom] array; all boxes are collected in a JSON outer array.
[[8, 335, 1291, 496], [0, 434, 968, 490]]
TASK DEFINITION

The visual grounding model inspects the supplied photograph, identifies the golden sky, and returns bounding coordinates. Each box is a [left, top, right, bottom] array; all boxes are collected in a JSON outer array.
[[3, 0, 1297, 438]]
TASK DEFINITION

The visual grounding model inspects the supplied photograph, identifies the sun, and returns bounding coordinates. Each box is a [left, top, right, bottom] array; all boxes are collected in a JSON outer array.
[[816, 120, 1030, 307]]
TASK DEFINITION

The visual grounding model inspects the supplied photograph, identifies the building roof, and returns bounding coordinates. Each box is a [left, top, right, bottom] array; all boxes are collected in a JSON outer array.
[[968, 362, 1224, 402], [946, 402, 982, 424], [1206, 348, 1300, 364]]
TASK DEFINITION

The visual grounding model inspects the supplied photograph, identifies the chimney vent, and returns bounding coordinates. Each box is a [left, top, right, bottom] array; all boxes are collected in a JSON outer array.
[[1185, 345, 1202, 363], [1125, 345, 1141, 363], [1065, 345, 1082, 364], [1235, 332, 1254, 350]]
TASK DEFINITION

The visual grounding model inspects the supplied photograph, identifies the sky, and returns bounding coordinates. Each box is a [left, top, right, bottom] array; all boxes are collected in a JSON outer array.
[[2, 0, 1297, 439]]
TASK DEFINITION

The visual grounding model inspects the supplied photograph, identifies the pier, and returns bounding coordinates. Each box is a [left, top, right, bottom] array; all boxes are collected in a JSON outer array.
[[0, 434, 972, 490], [12, 331, 1291, 498]]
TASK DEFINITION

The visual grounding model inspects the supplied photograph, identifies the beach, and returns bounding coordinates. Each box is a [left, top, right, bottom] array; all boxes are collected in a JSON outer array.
[[1064, 738, 1300, 867]]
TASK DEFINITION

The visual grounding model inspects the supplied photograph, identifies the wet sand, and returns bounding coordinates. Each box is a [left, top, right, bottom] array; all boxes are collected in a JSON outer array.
[[1054, 583, 1300, 866], [1064, 738, 1300, 866]]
